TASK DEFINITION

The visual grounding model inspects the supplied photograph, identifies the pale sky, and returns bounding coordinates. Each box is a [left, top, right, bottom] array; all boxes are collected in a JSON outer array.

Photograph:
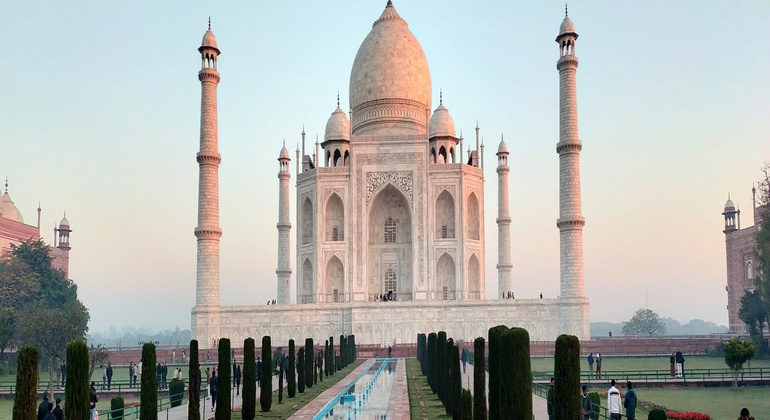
[[2, 1, 768, 334]]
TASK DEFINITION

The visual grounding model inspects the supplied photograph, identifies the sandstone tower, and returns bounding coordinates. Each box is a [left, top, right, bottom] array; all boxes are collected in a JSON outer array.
[[556, 9, 586, 298], [276, 143, 292, 304], [192, 21, 222, 344], [496, 136, 513, 298]]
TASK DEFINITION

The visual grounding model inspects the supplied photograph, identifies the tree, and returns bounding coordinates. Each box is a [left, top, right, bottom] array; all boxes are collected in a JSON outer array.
[[260, 336, 272, 412], [12, 346, 39, 420], [487, 325, 508, 420], [436, 331, 447, 403], [242, 338, 256, 419], [508, 328, 532, 419], [473, 337, 487, 420], [140, 343, 157, 420], [304, 338, 313, 389], [287, 339, 296, 397], [739, 290, 768, 346], [65, 339, 90, 420], [554, 335, 581, 420], [622, 308, 666, 336], [188, 340, 201, 420], [427, 333, 437, 392], [278, 353, 284, 404], [450, 343, 461, 419], [216, 338, 231, 420], [749, 163, 770, 354], [724, 338, 757, 388], [297, 348, 305, 394], [88, 344, 110, 378]]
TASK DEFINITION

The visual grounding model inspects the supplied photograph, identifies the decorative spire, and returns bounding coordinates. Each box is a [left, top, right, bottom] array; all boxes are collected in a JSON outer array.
[[337, 91, 340, 107], [302, 125, 305, 136], [208, 16, 211, 30], [4, 177, 7, 193], [316, 134, 319, 145], [439, 88, 443, 105], [565, 3, 568, 17]]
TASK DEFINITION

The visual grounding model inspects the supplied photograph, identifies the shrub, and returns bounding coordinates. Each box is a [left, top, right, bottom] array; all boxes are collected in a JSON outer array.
[[168, 378, 185, 407], [588, 392, 600, 420], [188, 340, 201, 420], [297, 348, 305, 393], [427, 332, 437, 391], [109, 396, 125, 419], [65, 339, 89, 420], [473, 337, 487, 420], [305, 338, 313, 389], [260, 336, 272, 412], [487, 325, 508, 420], [509, 328, 532, 419], [554, 335, 581, 420], [242, 338, 256, 420], [461, 389, 473, 420], [216, 338, 231, 419], [12, 346, 39, 420], [667, 412, 711, 420], [140, 342, 157, 420], [288, 339, 296, 398], [648, 409, 667, 420]]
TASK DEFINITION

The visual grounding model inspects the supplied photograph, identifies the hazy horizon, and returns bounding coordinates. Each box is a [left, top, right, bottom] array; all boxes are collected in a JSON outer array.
[[3, 1, 768, 333]]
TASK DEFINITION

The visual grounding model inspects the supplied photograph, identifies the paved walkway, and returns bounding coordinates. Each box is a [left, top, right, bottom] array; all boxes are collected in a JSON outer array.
[[462, 363, 549, 420], [288, 360, 373, 419]]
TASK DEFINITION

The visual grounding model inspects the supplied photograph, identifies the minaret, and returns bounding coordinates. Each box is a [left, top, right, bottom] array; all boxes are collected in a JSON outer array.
[[556, 8, 585, 298], [193, 20, 222, 342], [277, 142, 292, 304], [496, 135, 513, 298]]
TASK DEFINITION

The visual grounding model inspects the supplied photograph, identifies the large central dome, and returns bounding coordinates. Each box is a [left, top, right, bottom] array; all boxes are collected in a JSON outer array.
[[349, 1, 432, 136]]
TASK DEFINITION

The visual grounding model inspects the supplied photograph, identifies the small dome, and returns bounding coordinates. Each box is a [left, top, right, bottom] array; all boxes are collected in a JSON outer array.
[[59, 215, 70, 229], [201, 30, 218, 49], [497, 139, 508, 154], [279, 144, 290, 160], [724, 198, 736, 212], [0, 192, 24, 223], [559, 16, 575, 35], [324, 106, 351, 142], [428, 103, 455, 138]]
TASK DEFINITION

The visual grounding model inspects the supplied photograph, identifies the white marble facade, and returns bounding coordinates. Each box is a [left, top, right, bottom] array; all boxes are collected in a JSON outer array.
[[191, 2, 590, 347]]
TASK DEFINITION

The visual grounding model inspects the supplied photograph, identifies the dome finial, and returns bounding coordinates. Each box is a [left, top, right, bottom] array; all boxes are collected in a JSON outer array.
[[439, 88, 443, 105], [208, 16, 211, 30], [4, 177, 7, 193], [337, 91, 340, 107], [565, 3, 568, 17]]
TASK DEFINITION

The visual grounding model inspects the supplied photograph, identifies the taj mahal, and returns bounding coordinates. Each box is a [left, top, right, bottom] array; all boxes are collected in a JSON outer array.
[[191, 2, 590, 347]]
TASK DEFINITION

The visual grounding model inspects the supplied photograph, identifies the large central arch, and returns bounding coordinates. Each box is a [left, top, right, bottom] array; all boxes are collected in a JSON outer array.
[[367, 184, 413, 300]]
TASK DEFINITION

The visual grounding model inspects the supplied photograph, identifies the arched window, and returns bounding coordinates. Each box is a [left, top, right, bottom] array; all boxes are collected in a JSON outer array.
[[302, 258, 313, 304], [467, 193, 480, 240], [435, 190, 455, 239], [333, 149, 342, 167], [430, 147, 437, 164], [384, 217, 396, 243], [325, 193, 344, 241], [302, 198, 314, 244], [385, 268, 397, 300], [746, 261, 754, 280], [468, 254, 480, 299]]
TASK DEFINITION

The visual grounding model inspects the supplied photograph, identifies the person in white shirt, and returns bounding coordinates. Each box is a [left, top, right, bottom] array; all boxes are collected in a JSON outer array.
[[607, 379, 622, 420]]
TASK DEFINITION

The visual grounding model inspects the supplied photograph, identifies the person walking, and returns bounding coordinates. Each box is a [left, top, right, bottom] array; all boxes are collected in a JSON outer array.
[[209, 369, 219, 412], [60, 362, 66, 387], [596, 353, 602, 379], [89, 381, 99, 420], [546, 377, 555, 420], [607, 379, 621, 420], [156, 362, 163, 390], [55, 362, 61, 388], [581, 385, 593, 420], [587, 352, 594, 375], [52, 398, 64, 420], [624, 381, 637, 420], [38, 394, 50, 420], [43, 402, 56, 420], [461, 348, 467, 373], [106, 363, 113, 390], [234, 365, 242, 396], [205, 368, 211, 398], [256, 357, 262, 387], [162, 363, 168, 389], [675, 348, 685, 378]]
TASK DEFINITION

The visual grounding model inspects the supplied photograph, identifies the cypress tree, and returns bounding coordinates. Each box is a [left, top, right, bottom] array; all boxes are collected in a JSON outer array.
[[487, 325, 507, 420], [436, 331, 447, 403], [318, 348, 323, 383], [288, 339, 296, 398], [473, 337, 487, 420], [278, 353, 284, 404], [324, 340, 329, 377], [304, 338, 313, 389], [427, 332, 437, 391], [216, 338, 231, 419], [461, 389, 473, 420], [297, 348, 305, 393], [445, 337, 454, 414], [260, 336, 272, 412], [510, 328, 532, 420], [12, 346, 39, 420], [450, 343, 462, 419], [554, 334, 581, 420], [330, 336, 335, 374], [64, 339, 89, 420], [339, 335, 345, 368], [350, 335, 356, 362], [314, 358, 318, 384], [188, 340, 202, 420], [498, 329, 515, 416], [242, 338, 256, 420], [140, 342, 157, 420]]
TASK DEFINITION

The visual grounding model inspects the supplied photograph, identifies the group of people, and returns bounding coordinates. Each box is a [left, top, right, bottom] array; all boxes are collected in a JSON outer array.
[[128, 361, 142, 387], [670, 348, 686, 378], [587, 352, 603, 379], [37, 395, 64, 420], [100, 364, 113, 390], [547, 378, 637, 420], [54, 361, 66, 388]]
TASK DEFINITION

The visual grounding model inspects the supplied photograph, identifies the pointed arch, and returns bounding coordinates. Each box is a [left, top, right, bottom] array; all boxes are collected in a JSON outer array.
[[468, 254, 480, 299], [301, 197, 314, 245], [430, 147, 437, 164], [436, 253, 456, 300], [449, 147, 455, 163], [333, 149, 342, 167], [438, 146, 447, 164], [368, 184, 413, 300], [325, 256, 344, 303], [343, 150, 350, 166], [435, 190, 455, 239], [467, 192, 480, 240], [301, 258, 313, 304], [325, 193, 344, 241]]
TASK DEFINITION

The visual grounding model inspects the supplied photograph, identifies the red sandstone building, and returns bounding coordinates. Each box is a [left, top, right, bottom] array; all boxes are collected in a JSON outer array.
[[0, 181, 72, 278]]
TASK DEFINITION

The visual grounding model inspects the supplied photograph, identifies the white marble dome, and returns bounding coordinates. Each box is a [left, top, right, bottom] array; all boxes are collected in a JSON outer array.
[[428, 103, 455, 138], [201, 30, 218, 50], [724, 198, 736, 212], [59, 215, 70, 229], [0, 192, 24, 223], [349, 1, 432, 134], [324, 106, 351, 141], [559, 16, 575, 35], [279, 144, 290, 160], [497, 139, 509, 154]]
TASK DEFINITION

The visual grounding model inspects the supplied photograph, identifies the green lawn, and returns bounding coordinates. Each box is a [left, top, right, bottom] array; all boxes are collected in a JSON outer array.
[[230, 359, 363, 420], [406, 358, 450, 419], [529, 355, 770, 375], [0, 395, 140, 419], [638, 388, 768, 420]]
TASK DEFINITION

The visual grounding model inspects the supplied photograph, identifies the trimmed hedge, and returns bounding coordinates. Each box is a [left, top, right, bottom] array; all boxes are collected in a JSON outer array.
[[509, 327, 532, 419], [110, 396, 125, 419], [260, 336, 272, 412], [242, 338, 256, 420], [436, 331, 447, 403], [304, 338, 313, 389], [427, 332, 437, 392], [648, 409, 667, 420], [297, 348, 305, 394], [12, 346, 39, 420], [487, 325, 507, 420], [216, 338, 231, 419], [140, 343, 157, 420], [444, 337, 453, 413], [554, 334, 581, 420], [278, 352, 284, 404], [188, 340, 201, 420], [450, 343, 462, 419], [588, 392, 600, 420], [288, 340, 296, 398], [169, 378, 185, 407], [461, 389, 473, 420], [65, 339, 89, 420], [473, 337, 487, 420]]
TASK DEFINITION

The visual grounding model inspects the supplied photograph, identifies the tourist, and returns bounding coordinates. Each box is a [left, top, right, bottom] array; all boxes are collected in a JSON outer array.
[[675, 348, 685, 378], [209, 369, 219, 412], [106, 363, 113, 390], [461, 348, 467, 373], [256, 357, 262, 387], [207, 350, 211, 362], [101, 365, 107, 390], [162, 362, 168, 389], [581, 386, 592, 420], [738, 408, 750, 420], [546, 377, 554, 420], [43, 402, 56, 420], [156, 362, 163, 390], [182, 349, 187, 364], [607, 379, 621, 420], [38, 394, 50, 420], [60, 362, 66, 387], [623, 381, 637, 420], [53, 398, 64, 420], [669, 353, 675, 377], [388, 345, 392, 358], [235, 365, 242, 395], [137, 360, 142, 385], [587, 352, 594, 374], [177, 367, 183, 380], [55, 362, 61, 388], [205, 368, 211, 398], [89, 381, 99, 419], [596, 353, 602, 379]]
